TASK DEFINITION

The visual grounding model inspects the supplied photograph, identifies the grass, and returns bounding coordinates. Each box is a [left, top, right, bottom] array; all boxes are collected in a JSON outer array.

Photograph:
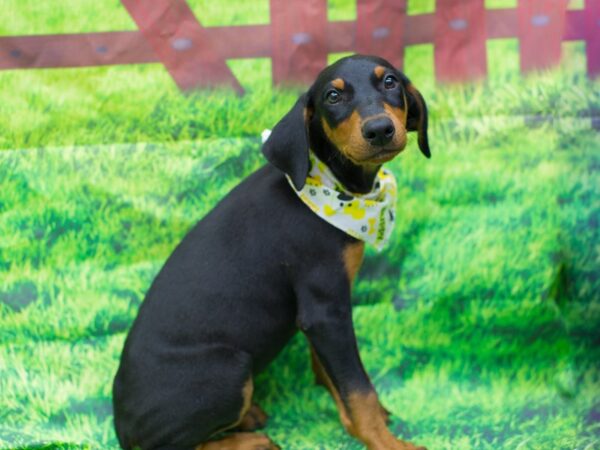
[[1, 1, 600, 449]]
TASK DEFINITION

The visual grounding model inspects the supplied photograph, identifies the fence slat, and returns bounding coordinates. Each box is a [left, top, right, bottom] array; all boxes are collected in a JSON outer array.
[[585, 0, 600, 78], [564, 10, 586, 41], [518, 0, 569, 73], [486, 9, 517, 39], [0, 32, 155, 70], [403, 14, 434, 45], [356, 0, 407, 69], [120, 0, 243, 93], [434, 0, 487, 83], [270, 0, 328, 86], [327, 21, 355, 53]]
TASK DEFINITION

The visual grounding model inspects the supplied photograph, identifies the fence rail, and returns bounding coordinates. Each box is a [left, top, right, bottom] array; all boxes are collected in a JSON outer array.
[[0, 0, 599, 94]]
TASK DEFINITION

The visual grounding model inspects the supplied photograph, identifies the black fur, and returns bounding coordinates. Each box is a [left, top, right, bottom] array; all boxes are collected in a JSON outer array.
[[112, 54, 430, 450]]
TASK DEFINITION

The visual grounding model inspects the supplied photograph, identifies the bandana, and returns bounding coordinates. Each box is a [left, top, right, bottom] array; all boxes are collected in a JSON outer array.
[[286, 151, 397, 251]]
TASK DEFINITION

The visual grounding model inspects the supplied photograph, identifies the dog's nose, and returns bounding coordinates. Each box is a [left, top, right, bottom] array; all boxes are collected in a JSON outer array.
[[361, 117, 395, 147]]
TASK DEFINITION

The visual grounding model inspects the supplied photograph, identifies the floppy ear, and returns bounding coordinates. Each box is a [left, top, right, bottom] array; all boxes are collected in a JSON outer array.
[[262, 94, 311, 190], [401, 76, 431, 158]]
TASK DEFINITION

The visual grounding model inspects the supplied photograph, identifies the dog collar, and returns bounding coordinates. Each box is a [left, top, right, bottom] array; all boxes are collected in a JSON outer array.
[[286, 151, 397, 251]]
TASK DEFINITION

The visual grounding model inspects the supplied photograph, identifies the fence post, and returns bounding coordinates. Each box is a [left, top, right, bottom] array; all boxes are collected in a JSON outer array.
[[270, 0, 328, 86], [517, 0, 569, 73], [585, 0, 600, 78], [434, 0, 487, 83], [120, 0, 243, 94], [356, 0, 407, 69]]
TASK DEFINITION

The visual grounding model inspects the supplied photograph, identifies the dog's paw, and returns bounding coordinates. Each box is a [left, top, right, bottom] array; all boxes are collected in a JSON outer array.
[[198, 432, 280, 450]]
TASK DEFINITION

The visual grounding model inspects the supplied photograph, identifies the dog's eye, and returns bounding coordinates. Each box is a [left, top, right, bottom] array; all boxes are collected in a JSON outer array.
[[325, 89, 341, 104], [383, 75, 398, 89]]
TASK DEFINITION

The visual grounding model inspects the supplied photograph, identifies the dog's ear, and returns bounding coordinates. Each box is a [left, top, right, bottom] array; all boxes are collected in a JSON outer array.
[[262, 93, 312, 190], [400, 75, 431, 158]]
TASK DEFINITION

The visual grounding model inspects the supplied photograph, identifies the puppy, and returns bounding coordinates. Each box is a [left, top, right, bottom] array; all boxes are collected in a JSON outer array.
[[113, 54, 430, 450]]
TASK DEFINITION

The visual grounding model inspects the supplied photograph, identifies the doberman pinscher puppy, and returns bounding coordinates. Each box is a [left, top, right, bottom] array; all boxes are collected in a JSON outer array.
[[113, 54, 430, 450]]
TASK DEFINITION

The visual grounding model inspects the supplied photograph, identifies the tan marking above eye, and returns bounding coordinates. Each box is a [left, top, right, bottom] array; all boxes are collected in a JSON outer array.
[[331, 78, 345, 90], [374, 66, 386, 79]]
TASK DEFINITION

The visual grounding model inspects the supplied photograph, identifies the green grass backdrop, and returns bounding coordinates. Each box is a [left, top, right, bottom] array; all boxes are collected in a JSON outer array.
[[1, 1, 599, 449]]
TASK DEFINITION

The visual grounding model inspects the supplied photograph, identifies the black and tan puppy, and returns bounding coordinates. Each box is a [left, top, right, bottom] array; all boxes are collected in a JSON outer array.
[[113, 54, 430, 450]]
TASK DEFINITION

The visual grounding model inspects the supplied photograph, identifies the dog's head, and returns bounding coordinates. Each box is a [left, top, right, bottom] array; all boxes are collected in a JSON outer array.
[[262, 54, 430, 190]]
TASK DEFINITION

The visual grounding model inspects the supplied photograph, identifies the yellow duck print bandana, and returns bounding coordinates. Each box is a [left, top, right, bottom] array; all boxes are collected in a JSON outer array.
[[287, 151, 398, 251]]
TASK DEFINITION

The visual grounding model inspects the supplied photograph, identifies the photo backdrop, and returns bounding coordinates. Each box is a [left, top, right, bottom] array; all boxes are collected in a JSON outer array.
[[1, 1, 599, 449]]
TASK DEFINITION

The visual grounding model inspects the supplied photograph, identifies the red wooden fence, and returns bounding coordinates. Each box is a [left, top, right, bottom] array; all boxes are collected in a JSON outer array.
[[270, 0, 328, 85], [121, 0, 243, 93], [0, 0, 599, 93], [434, 0, 487, 82]]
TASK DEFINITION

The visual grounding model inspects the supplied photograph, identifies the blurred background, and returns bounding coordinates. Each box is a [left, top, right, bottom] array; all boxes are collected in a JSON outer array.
[[0, 0, 599, 449]]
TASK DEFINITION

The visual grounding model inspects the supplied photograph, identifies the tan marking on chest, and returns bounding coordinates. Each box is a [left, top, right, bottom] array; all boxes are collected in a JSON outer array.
[[343, 241, 365, 284]]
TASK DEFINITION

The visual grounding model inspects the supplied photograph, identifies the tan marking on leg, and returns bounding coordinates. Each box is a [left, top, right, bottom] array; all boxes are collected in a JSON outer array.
[[343, 241, 365, 284], [309, 345, 353, 431], [321, 112, 370, 163], [346, 391, 426, 450], [310, 345, 404, 450], [208, 377, 254, 438], [374, 65, 386, 79], [196, 432, 280, 450], [331, 78, 345, 90], [237, 378, 253, 425]]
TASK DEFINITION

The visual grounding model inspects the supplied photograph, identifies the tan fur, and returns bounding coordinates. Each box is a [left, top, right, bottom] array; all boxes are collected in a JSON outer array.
[[204, 377, 253, 439], [196, 432, 278, 450], [345, 392, 394, 448], [331, 78, 345, 90], [311, 349, 425, 449], [310, 346, 353, 431], [374, 65, 386, 79], [343, 241, 365, 284], [238, 379, 254, 425], [383, 102, 408, 150], [195, 378, 280, 449], [337, 391, 422, 449], [322, 112, 371, 164], [322, 99, 409, 164]]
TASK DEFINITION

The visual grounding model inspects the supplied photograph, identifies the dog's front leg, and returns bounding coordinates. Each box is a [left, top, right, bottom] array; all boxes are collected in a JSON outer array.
[[296, 269, 426, 450]]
